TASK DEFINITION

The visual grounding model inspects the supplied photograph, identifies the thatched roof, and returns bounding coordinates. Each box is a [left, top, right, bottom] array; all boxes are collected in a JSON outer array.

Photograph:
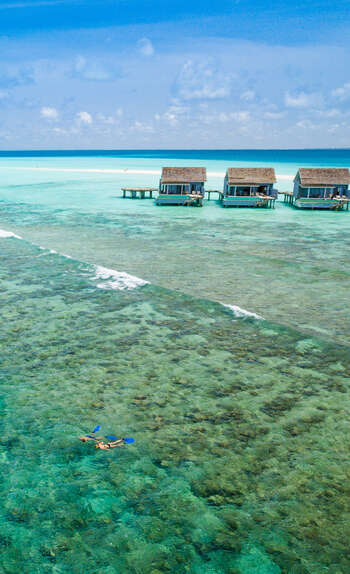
[[161, 167, 207, 183], [226, 167, 276, 184], [297, 168, 350, 186]]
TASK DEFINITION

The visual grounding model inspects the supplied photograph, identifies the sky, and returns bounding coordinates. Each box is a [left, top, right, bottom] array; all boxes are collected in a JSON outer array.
[[0, 0, 350, 149]]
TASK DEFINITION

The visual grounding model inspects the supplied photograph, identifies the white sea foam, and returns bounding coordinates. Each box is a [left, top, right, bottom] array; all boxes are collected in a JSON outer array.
[[0, 166, 295, 180], [92, 265, 149, 291], [0, 227, 147, 290], [222, 303, 263, 320], [0, 228, 22, 239]]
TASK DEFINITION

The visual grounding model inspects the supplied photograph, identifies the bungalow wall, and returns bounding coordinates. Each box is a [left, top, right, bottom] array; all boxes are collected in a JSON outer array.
[[293, 174, 350, 200], [159, 182, 204, 195], [223, 177, 276, 198], [293, 172, 350, 209]]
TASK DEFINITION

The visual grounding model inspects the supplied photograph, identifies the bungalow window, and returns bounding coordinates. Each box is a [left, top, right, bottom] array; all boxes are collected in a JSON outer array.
[[166, 184, 184, 194], [309, 187, 323, 198], [190, 183, 202, 193], [235, 186, 251, 196]]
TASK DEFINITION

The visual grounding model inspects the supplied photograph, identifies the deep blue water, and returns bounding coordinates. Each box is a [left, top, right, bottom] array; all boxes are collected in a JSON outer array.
[[0, 148, 350, 167]]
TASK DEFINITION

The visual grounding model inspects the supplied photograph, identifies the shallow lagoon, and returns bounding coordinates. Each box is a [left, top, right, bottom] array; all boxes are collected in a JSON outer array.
[[1, 151, 350, 573], [0, 167, 349, 344], [1, 237, 350, 573]]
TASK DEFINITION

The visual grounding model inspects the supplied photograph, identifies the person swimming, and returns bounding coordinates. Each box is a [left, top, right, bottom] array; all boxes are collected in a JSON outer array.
[[96, 438, 135, 450], [79, 426, 135, 450], [79, 435, 103, 442], [79, 425, 103, 442], [95, 438, 125, 450]]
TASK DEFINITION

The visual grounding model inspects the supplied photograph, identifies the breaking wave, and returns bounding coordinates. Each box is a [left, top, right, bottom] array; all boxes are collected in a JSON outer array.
[[91, 265, 149, 291], [0, 228, 22, 239], [222, 303, 263, 320]]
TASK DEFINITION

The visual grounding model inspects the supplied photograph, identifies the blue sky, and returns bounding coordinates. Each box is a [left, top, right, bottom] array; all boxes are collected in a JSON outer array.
[[0, 0, 349, 149]]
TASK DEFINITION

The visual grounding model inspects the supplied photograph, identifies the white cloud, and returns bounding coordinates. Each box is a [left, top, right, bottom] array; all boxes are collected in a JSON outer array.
[[327, 123, 342, 133], [315, 108, 341, 118], [155, 102, 189, 127], [131, 120, 154, 133], [175, 60, 231, 100], [72, 55, 119, 81], [331, 82, 350, 100], [77, 111, 93, 124], [264, 111, 285, 119], [96, 113, 115, 125], [52, 127, 68, 135], [41, 106, 59, 120], [155, 111, 177, 126], [138, 38, 154, 57], [284, 91, 317, 108], [240, 90, 255, 102], [0, 0, 72, 8], [232, 111, 251, 123], [296, 119, 317, 129], [199, 110, 252, 126]]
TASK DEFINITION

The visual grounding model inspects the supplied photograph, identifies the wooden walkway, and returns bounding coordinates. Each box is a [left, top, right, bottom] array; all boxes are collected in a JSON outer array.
[[205, 190, 223, 200], [121, 188, 158, 199], [280, 191, 294, 205]]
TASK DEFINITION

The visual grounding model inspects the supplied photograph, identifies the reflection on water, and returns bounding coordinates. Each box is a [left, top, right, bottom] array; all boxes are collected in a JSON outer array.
[[1, 237, 350, 573]]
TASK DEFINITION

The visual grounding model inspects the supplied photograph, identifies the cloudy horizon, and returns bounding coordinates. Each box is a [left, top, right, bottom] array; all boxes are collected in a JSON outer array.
[[0, 0, 349, 149]]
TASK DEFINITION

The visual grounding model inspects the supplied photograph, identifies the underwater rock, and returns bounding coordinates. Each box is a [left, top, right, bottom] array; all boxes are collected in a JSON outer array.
[[235, 543, 281, 574], [91, 401, 104, 409], [261, 395, 296, 418], [295, 338, 322, 355]]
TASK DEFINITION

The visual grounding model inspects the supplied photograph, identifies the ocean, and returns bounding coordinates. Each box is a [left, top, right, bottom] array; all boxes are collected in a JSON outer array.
[[1, 149, 350, 573]]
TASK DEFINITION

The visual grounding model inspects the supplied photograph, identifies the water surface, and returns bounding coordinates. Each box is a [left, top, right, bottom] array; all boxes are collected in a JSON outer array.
[[1, 150, 350, 573]]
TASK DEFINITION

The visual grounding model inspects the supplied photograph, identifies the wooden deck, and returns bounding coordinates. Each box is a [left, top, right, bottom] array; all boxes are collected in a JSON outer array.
[[281, 191, 350, 210], [280, 191, 294, 205], [205, 190, 223, 200], [121, 188, 158, 199]]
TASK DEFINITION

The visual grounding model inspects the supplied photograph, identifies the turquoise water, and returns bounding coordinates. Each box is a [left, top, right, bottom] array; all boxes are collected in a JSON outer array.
[[1, 150, 350, 573]]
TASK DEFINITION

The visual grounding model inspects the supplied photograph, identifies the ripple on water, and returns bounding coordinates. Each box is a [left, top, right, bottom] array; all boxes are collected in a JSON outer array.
[[1, 238, 350, 573]]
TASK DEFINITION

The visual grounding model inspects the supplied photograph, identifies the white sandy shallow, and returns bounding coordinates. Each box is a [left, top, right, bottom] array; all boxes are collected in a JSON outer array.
[[0, 166, 294, 180]]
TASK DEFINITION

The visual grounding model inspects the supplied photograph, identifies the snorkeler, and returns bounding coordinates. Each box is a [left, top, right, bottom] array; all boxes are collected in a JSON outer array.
[[96, 438, 135, 450], [79, 425, 103, 442], [79, 435, 103, 442], [95, 439, 124, 450], [79, 426, 135, 450]]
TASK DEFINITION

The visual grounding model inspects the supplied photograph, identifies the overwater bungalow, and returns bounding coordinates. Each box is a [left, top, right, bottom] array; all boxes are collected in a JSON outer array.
[[156, 167, 207, 206], [222, 168, 277, 207], [291, 168, 350, 209]]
